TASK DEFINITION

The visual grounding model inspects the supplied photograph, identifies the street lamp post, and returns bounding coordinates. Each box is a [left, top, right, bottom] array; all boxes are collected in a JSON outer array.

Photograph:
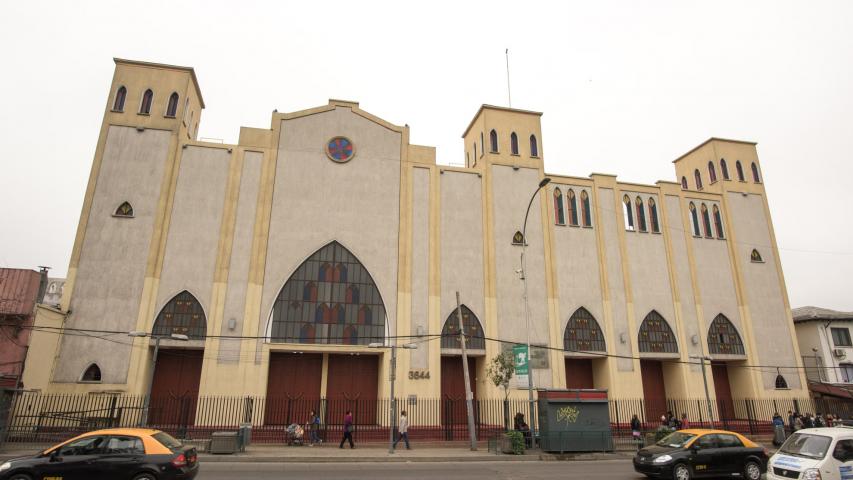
[[129, 331, 189, 426], [519, 177, 551, 440], [690, 355, 715, 428], [369, 341, 417, 454]]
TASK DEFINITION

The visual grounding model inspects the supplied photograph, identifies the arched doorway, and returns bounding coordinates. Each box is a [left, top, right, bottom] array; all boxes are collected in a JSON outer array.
[[637, 310, 678, 423], [707, 314, 746, 421], [563, 307, 606, 389], [440, 305, 484, 427], [266, 241, 386, 426], [149, 290, 206, 427]]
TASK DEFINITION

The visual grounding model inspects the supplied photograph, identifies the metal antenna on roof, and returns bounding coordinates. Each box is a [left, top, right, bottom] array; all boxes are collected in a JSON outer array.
[[505, 48, 512, 108]]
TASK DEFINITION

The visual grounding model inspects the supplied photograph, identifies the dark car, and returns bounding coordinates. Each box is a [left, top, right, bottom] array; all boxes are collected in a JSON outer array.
[[0, 428, 198, 480], [633, 429, 768, 480]]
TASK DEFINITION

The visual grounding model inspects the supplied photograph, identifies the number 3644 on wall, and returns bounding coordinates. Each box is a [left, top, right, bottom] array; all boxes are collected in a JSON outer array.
[[408, 370, 430, 380]]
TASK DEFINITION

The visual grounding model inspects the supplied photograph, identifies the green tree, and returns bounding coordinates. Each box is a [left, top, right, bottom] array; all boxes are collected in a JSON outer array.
[[486, 350, 516, 430]]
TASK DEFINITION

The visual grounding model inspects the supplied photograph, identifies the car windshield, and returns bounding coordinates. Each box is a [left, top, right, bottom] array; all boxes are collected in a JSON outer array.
[[152, 432, 183, 450], [656, 432, 697, 448], [779, 433, 832, 460]]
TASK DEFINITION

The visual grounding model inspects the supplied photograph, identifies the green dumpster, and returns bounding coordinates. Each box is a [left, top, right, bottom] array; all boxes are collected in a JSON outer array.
[[536, 389, 613, 453]]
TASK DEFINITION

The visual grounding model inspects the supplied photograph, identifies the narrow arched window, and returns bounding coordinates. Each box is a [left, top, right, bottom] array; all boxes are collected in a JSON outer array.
[[512, 231, 525, 245], [139, 89, 153, 115], [635, 196, 647, 232], [553, 188, 565, 225], [489, 129, 498, 153], [736, 161, 745, 181], [48, 283, 57, 293], [530, 134, 539, 157], [581, 191, 592, 227], [708, 161, 717, 183], [567, 189, 579, 226], [623, 195, 634, 231], [473, 143, 477, 160], [480, 132, 484, 157], [113, 86, 127, 112], [694, 169, 703, 190], [81, 364, 102, 382], [114, 201, 134, 217], [166, 92, 179, 117], [751, 162, 761, 183], [681, 177, 688, 190], [510, 132, 519, 155], [720, 159, 730, 180], [701, 203, 712, 237], [689, 202, 700, 236], [648, 197, 660, 233], [751, 249, 763, 263], [182, 98, 190, 123], [713, 205, 724, 239]]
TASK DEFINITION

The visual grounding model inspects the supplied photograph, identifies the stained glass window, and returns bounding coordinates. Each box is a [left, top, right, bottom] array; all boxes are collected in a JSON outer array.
[[635, 196, 647, 232], [553, 188, 565, 225], [139, 89, 153, 115], [564, 307, 605, 352], [568, 189, 579, 226], [689, 202, 700, 237], [751, 249, 763, 263], [530, 134, 538, 157], [701, 203, 712, 238], [751, 162, 761, 183], [694, 169, 703, 190], [713, 205, 724, 239], [489, 129, 498, 153], [153, 290, 207, 340], [510, 132, 519, 155], [512, 231, 525, 245], [623, 195, 634, 231], [441, 305, 485, 350], [113, 86, 126, 112], [707, 314, 745, 355], [736, 161, 745, 181], [326, 137, 355, 163], [269, 242, 385, 345], [166, 92, 179, 117], [114, 201, 134, 217], [720, 159, 730, 180], [649, 197, 660, 233], [708, 161, 717, 183], [638, 310, 678, 354], [581, 191, 592, 227]]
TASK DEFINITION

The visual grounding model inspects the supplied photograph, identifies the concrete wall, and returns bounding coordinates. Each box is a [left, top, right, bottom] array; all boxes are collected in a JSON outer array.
[[410, 166, 430, 369], [597, 186, 633, 372]]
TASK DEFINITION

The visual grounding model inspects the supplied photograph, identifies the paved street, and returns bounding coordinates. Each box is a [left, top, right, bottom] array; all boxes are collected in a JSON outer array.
[[197, 460, 641, 479]]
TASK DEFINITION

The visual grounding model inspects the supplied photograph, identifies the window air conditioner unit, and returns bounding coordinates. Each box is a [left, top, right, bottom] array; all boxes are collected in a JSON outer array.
[[834, 348, 846, 358]]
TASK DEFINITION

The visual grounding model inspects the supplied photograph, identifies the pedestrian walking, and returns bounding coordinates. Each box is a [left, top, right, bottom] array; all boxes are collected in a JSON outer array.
[[307, 410, 321, 445], [679, 413, 689, 430], [787, 410, 796, 434], [630, 414, 643, 450], [339, 410, 355, 449], [393, 410, 411, 450], [803, 413, 814, 429], [815, 413, 825, 428], [794, 414, 804, 431], [772, 412, 786, 446]]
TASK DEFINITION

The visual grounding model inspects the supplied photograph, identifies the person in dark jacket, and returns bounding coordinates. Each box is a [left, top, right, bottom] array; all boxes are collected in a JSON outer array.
[[339, 410, 354, 449], [631, 414, 643, 449], [514, 412, 531, 447]]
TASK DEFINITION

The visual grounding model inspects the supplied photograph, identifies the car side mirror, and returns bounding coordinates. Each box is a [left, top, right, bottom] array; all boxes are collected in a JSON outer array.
[[690, 445, 699, 453], [49, 450, 62, 462]]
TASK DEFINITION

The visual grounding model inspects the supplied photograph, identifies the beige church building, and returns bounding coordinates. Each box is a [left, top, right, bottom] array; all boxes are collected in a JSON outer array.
[[24, 58, 807, 419]]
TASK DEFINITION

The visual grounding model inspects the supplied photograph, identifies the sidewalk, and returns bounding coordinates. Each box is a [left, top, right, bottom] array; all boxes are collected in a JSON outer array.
[[0, 442, 633, 463]]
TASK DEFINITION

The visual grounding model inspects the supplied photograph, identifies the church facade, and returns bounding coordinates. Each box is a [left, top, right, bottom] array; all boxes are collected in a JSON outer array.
[[25, 59, 807, 411]]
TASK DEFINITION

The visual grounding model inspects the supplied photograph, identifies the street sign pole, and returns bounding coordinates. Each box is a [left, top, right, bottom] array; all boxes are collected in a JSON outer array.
[[456, 291, 477, 451]]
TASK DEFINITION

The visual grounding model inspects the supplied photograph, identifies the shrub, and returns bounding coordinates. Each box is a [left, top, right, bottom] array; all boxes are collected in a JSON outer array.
[[506, 430, 525, 455]]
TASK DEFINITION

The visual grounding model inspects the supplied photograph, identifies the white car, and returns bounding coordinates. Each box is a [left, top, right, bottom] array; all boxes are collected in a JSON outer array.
[[767, 427, 853, 480]]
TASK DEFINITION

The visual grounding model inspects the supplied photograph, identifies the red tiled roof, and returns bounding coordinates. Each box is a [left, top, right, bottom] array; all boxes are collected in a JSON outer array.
[[0, 269, 42, 316]]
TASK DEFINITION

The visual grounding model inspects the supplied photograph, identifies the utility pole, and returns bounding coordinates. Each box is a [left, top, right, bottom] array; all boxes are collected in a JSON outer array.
[[690, 355, 715, 428], [456, 291, 477, 450], [505, 48, 512, 108]]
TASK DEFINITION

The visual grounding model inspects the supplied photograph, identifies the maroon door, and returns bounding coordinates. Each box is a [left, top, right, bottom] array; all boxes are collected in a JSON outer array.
[[565, 359, 595, 389], [712, 362, 735, 421], [326, 354, 379, 425], [440, 356, 477, 424], [265, 353, 322, 425], [149, 349, 203, 426], [640, 360, 667, 424]]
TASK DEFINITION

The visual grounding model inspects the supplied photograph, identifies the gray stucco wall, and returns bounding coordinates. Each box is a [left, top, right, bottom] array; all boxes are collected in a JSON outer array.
[[491, 165, 551, 387], [56, 126, 172, 383], [218, 151, 263, 362], [260, 107, 402, 343], [155, 146, 231, 334], [410, 167, 430, 369], [664, 195, 702, 369], [598, 187, 633, 371], [726, 191, 800, 389]]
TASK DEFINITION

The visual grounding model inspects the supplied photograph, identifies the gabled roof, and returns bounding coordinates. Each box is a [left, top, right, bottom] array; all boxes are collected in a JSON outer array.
[[672, 137, 757, 163], [793, 306, 853, 323]]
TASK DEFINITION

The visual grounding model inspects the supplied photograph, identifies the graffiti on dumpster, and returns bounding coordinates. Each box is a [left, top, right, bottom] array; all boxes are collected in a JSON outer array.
[[557, 405, 580, 426]]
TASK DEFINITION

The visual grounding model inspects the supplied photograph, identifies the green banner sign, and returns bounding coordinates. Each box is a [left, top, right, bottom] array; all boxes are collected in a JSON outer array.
[[513, 344, 529, 375]]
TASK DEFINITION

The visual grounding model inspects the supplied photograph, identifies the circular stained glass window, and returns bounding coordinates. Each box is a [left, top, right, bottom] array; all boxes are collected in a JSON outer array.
[[326, 136, 355, 163]]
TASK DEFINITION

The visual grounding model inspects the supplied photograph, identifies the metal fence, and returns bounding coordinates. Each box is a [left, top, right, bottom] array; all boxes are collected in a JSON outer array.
[[2, 392, 852, 446]]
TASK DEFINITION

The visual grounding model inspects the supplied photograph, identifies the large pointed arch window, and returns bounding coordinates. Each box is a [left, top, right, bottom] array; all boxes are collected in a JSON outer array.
[[623, 195, 634, 231], [153, 290, 207, 340], [564, 307, 606, 352], [553, 188, 565, 225], [567, 189, 579, 226], [441, 305, 485, 350], [689, 202, 700, 237], [269, 242, 386, 345], [581, 191, 592, 227], [648, 197, 660, 233], [707, 314, 745, 355], [638, 310, 678, 354], [635, 196, 647, 232], [713, 205, 725, 239], [701, 203, 712, 238]]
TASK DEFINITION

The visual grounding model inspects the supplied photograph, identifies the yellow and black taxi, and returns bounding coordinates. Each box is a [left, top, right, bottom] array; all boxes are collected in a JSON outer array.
[[633, 428, 768, 480], [0, 428, 199, 480]]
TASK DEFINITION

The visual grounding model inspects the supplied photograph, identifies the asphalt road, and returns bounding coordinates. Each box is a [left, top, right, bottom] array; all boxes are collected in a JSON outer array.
[[196, 460, 643, 479]]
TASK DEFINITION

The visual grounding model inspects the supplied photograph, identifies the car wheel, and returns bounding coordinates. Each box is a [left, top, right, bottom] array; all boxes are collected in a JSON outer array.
[[8, 475, 33, 480], [672, 463, 691, 480], [132, 473, 158, 480], [744, 460, 761, 480]]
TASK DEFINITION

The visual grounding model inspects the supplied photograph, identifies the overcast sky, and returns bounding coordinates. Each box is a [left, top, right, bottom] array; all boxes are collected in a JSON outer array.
[[1, 1, 851, 310]]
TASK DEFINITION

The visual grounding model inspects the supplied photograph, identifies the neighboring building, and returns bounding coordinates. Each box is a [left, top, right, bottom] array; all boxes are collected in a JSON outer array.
[[0, 268, 47, 389], [41, 278, 66, 308], [24, 59, 807, 416], [793, 306, 853, 399]]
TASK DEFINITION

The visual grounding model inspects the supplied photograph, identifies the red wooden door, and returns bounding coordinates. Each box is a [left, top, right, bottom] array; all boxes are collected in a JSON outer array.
[[149, 349, 203, 426], [712, 362, 735, 421], [565, 358, 595, 389], [640, 360, 667, 424], [326, 354, 379, 425], [264, 353, 322, 425], [440, 356, 477, 424]]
